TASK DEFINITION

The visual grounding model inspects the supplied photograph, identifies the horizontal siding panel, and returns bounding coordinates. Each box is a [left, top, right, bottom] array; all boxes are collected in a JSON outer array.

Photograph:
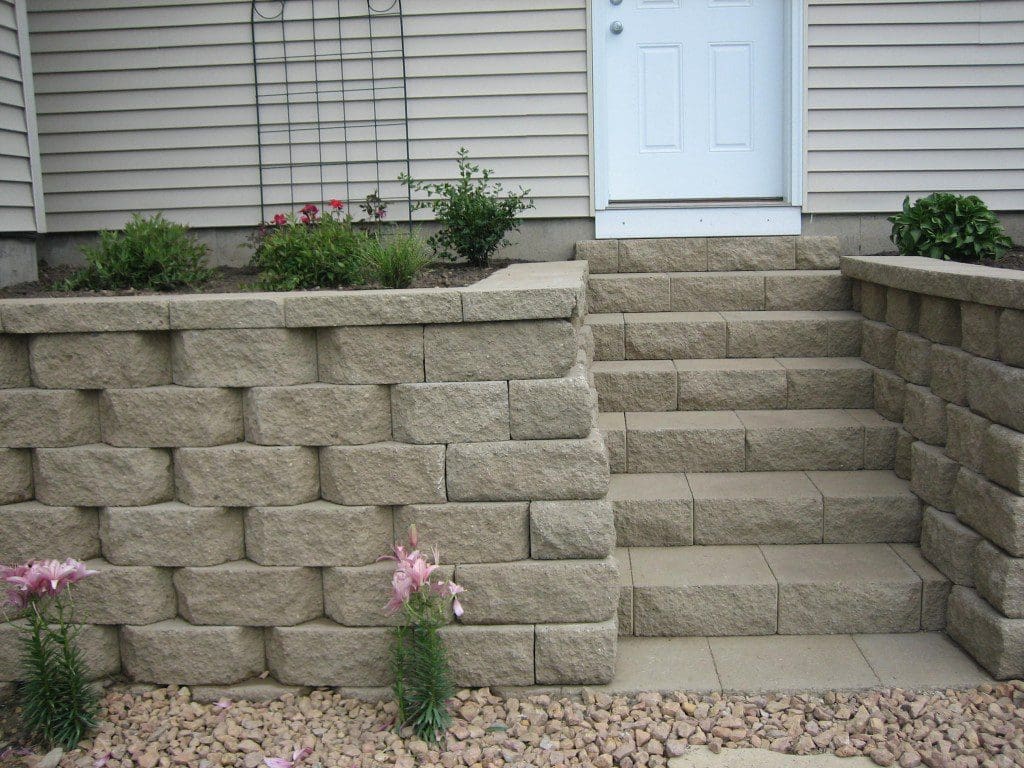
[[810, 107, 1024, 131], [809, 170, 1024, 193], [809, 191, 1023, 215], [808, 149, 1024, 173], [0, 206, 37, 231], [808, 86, 1024, 110], [0, 153, 32, 181], [1, 0, 36, 232], [808, 128, 1024, 152], [809, 43, 1024, 67]]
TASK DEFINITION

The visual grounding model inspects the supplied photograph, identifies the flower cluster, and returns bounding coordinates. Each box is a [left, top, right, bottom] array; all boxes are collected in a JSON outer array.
[[2, 559, 97, 611], [380, 527, 464, 618]]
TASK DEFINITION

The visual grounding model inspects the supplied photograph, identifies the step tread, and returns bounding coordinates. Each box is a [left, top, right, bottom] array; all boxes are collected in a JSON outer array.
[[592, 356, 871, 372], [590, 268, 844, 279]]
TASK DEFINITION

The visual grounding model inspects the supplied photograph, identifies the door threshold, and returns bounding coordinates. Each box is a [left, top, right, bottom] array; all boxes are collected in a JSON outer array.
[[607, 198, 787, 209], [595, 206, 801, 239]]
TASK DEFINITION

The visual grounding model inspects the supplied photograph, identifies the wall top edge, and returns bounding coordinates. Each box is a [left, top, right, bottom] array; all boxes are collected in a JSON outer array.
[[0, 261, 589, 334], [841, 255, 1024, 312]]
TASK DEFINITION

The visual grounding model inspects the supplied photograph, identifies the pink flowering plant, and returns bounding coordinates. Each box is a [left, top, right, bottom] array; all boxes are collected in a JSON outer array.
[[2, 558, 99, 748], [381, 526, 464, 743]]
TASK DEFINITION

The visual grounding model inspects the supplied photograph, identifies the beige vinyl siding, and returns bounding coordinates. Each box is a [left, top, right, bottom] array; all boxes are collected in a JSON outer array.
[[28, 0, 590, 232], [806, 0, 1024, 213], [1, 0, 39, 232]]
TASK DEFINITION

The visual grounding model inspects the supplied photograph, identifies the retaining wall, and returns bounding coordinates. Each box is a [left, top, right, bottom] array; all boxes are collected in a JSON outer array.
[[0, 261, 619, 689], [844, 255, 1024, 679]]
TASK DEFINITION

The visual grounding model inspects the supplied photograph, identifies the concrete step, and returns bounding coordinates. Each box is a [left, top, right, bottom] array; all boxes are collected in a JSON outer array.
[[591, 357, 873, 412], [607, 470, 921, 547], [588, 270, 852, 314], [575, 235, 840, 275], [585, 310, 862, 361], [619, 543, 944, 637], [598, 408, 898, 474]]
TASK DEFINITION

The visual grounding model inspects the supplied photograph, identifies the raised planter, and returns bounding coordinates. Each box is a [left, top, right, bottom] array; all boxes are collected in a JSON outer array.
[[0, 261, 620, 688], [843, 254, 1024, 679]]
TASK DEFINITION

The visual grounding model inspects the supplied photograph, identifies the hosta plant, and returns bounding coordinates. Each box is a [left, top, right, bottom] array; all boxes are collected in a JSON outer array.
[[889, 193, 1012, 263], [2, 558, 99, 749], [381, 527, 465, 744]]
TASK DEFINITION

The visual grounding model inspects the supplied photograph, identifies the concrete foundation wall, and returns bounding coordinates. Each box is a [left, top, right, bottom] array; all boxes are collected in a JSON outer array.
[[0, 261, 619, 688], [0, 237, 38, 288], [845, 255, 1024, 679]]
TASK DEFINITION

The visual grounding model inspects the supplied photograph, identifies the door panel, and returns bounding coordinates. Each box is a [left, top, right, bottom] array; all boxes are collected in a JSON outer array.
[[601, 0, 786, 202]]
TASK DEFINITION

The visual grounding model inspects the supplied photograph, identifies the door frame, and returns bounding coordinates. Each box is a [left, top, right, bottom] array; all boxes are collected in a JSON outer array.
[[591, 0, 804, 238]]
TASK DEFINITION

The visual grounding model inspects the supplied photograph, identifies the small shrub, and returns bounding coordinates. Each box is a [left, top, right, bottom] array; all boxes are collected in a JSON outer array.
[[382, 527, 464, 744], [889, 193, 1012, 263], [250, 204, 369, 290], [359, 232, 432, 289], [60, 213, 213, 291], [2, 558, 99, 749], [400, 147, 534, 266]]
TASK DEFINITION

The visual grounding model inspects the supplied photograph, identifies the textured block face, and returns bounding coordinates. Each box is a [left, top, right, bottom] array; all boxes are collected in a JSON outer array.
[[856, 409, 899, 470], [174, 562, 322, 626], [586, 314, 625, 361], [530, 500, 615, 559], [0, 502, 98, 562], [691, 472, 823, 545], [266, 623, 390, 687], [425, 320, 576, 381], [885, 288, 919, 332], [707, 236, 796, 271], [967, 356, 1024, 433], [859, 283, 887, 321], [575, 240, 618, 273], [608, 473, 693, 547], [671, 273, 764, 312], [810, 470, 921, 544], [30, 332, 171, 389], [954, 468, 1024, 557], [631, 546, 777, 636], [894, 332, 931, 386], [592, 361, 676, 412], [440, 625, 535, 687], [454, 558, 618, 624], [175, 445, 318, 507], [122, 621, 265, 685], [0, 389, 98, 447], [321, 443, 445, 505], [318, 325, 424, 384], [395, 502, 528, 564], [945, 404, 989, 474], [619, 238, 706, 273], [903, 384, 948, 446], [588, 274, 671, 313], [0, 448, 31, 504], [624, 313, 727, 360], [796, 236, 840, 270], [861, 320, 896, 369], [392, 381, 507, 444], [446, 434, 609, 502], [0, 335, 30, 388], [985, 424, 1024, 495], [100, 504, 243, 566], [891, 543, 951, 631], [535, 620, 617, 685], [323, 562, 453, 627], [975, 540, 1024, 619], [723, 312, 828, 358], [599, 413, 626, 474], [929, 344, 970, 406], [100, 387, 243, 447], [168, 294, 284, 330], [626, 411, 745, 473], [34, 445, 173, 507], [244, 384, 390, 446], [873, 368, 907, 423], [827, 314, 863, 357], [0, 623, 119, 682], [72, 560, 177, 624], [947, 586, 1024, 680], [172, 328, 316, 387], [617, 548, 633, 636], [676, 359, 787, 411], [998, 308, 1024, 367], [961, 302, 1001, 359], [895, 426, 913, 480], [920, 507, 981, 586], [765, 272, 851, 311], [246, 503, 392, 566], [918, 295, 962, 346], [509, 368, 596, 440], [782, 358, 873, 410], [765, 544, 922, 634], [285, 289, 461, 328], [740, 410, 864, 472], [910, 441, 959, 513]]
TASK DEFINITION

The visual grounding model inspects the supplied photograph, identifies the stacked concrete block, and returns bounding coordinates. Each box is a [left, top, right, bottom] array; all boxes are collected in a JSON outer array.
[[844, 255, 1024, 678], [0, 262, 615, 688]]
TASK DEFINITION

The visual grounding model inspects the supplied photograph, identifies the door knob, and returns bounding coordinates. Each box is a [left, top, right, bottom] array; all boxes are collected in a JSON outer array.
[[610, 21, 623, 34]]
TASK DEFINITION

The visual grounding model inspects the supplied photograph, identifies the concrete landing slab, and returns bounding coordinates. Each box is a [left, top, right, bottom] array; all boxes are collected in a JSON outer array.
[[669, 749, 874, 767], [597, 637, 720, 693], [854, 632, 993, 689]]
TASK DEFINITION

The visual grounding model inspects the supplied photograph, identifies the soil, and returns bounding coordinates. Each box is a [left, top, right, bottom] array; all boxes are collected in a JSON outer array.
[[0, 260, 520, 301]]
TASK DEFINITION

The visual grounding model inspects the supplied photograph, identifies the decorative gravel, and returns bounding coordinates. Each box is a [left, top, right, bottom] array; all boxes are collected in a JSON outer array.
[[7, 682, 1023, 768]]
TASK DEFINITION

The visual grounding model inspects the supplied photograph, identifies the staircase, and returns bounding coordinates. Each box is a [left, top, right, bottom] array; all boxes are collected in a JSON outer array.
[[577, 236, 945, 644]]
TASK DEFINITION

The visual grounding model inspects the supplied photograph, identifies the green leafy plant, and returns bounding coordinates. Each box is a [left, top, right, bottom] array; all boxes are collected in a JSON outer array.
[[359, 231, 432, 289], [3, 559, 99, 749], [400, 147, 534, 266], [382, 527, 464, 743], [250, 203, 370, 290], [889, 193, 1012, 263], [60, 213, 213, 291]]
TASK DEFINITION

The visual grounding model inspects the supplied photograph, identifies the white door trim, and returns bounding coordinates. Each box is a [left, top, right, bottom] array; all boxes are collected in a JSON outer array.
[[592, 0, 804, 237]]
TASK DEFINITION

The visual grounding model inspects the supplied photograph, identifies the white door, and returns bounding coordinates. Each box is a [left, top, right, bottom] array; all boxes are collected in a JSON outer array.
[[601, 0, 786, 203]]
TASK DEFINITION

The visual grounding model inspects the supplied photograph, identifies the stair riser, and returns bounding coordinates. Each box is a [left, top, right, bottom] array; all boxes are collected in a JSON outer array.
[[589, 272, 852, 314]]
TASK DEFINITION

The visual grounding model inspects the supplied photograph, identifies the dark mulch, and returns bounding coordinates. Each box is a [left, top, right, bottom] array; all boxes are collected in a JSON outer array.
[[0, 260, 519, 300]]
